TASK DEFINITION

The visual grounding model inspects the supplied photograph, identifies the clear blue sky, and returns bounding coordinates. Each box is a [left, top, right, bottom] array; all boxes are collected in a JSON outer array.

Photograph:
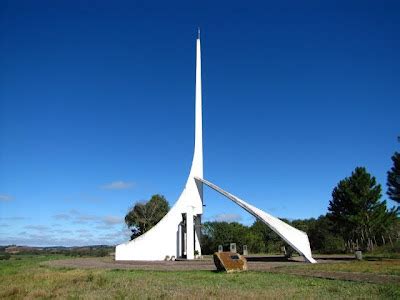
[[1, 1, 399, 246]]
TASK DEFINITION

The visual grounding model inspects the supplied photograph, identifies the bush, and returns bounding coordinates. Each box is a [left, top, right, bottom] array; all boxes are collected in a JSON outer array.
[[321, 235, 345, 254], [369, 241, 400, 257], [0, 253, 11, 260]]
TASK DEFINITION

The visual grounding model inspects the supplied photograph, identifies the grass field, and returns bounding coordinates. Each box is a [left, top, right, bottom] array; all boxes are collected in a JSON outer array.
[[1, 255, 399, 299], [278, 259, 400, 276]]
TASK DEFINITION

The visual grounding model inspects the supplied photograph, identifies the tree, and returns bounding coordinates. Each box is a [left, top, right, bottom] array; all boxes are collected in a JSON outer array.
[[201, 221, 246, 253], [125, 194, 170, 240], [328, 167, 394, 251], [387, 137, 400, 203], [201, 221, 265, 254], [299, 215, 345, 254], [250, 219, 283, 253]]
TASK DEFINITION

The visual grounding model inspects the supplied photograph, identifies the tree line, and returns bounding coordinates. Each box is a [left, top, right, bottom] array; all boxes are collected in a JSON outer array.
[[125, 138, 400, 255], [202, 166, 399, 254]]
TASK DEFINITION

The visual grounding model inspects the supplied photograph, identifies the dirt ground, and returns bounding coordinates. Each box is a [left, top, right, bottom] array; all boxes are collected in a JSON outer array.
[[44, 255, 400, 285], [46, 255, 310, 271]]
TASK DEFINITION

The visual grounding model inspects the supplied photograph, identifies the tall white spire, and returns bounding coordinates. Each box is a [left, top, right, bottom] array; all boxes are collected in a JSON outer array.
[[191, 28, 203, 179], [115, 32, 204, 261]]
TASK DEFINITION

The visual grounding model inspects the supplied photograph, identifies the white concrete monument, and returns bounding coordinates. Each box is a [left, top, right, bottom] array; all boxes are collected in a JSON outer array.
[[115, 31, 316, 263], [116, 31, 203, 261]]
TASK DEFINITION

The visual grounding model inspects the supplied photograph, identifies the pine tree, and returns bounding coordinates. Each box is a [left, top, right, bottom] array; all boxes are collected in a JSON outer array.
[[328, 167, 392, 251], [387, 137, 400, 203]]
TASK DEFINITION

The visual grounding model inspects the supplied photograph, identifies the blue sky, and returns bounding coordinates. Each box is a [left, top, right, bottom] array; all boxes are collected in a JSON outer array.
[[1, 1, 399, 246]]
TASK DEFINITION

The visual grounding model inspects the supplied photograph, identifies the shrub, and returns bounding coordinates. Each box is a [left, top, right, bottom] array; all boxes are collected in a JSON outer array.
[[321, 235, 345, 254], [0, 253, 11, 260]]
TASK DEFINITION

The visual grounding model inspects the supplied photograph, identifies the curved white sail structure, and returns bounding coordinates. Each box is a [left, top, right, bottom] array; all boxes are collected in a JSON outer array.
[[116, 32, 316, 263], [195, 177, 316, 263], [115, 32, 204, 261]]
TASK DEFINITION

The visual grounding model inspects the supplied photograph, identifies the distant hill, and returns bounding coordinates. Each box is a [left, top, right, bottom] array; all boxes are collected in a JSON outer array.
[[1, 245, 114, 257]]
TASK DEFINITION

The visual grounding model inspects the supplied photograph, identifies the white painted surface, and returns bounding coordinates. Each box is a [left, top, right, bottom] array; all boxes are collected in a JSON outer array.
[[115, 35, 203, 261], [116, 33, 316, 263], [196, 177, 317, 263]]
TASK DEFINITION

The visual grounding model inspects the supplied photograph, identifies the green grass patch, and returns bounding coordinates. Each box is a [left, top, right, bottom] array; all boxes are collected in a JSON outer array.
[[0, 255, 399, 299], [280, 259, 400, 276]]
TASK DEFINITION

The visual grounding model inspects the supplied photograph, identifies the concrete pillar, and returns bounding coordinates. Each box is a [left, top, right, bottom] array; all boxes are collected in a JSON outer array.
[[194, 214, 202, 256], [177, 223, 182, 258], [243, 245, 248, 256], [230, 243, 237, 253], [186, 212, 194, 259]]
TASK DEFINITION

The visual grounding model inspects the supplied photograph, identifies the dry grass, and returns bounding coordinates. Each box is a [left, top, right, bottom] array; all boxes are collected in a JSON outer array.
[[281, 259, 400, 276], [0, 255, 399, 299]]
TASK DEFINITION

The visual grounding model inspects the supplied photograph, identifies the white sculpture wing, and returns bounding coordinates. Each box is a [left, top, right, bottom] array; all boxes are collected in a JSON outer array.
[[196, 177, 316, 263]]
